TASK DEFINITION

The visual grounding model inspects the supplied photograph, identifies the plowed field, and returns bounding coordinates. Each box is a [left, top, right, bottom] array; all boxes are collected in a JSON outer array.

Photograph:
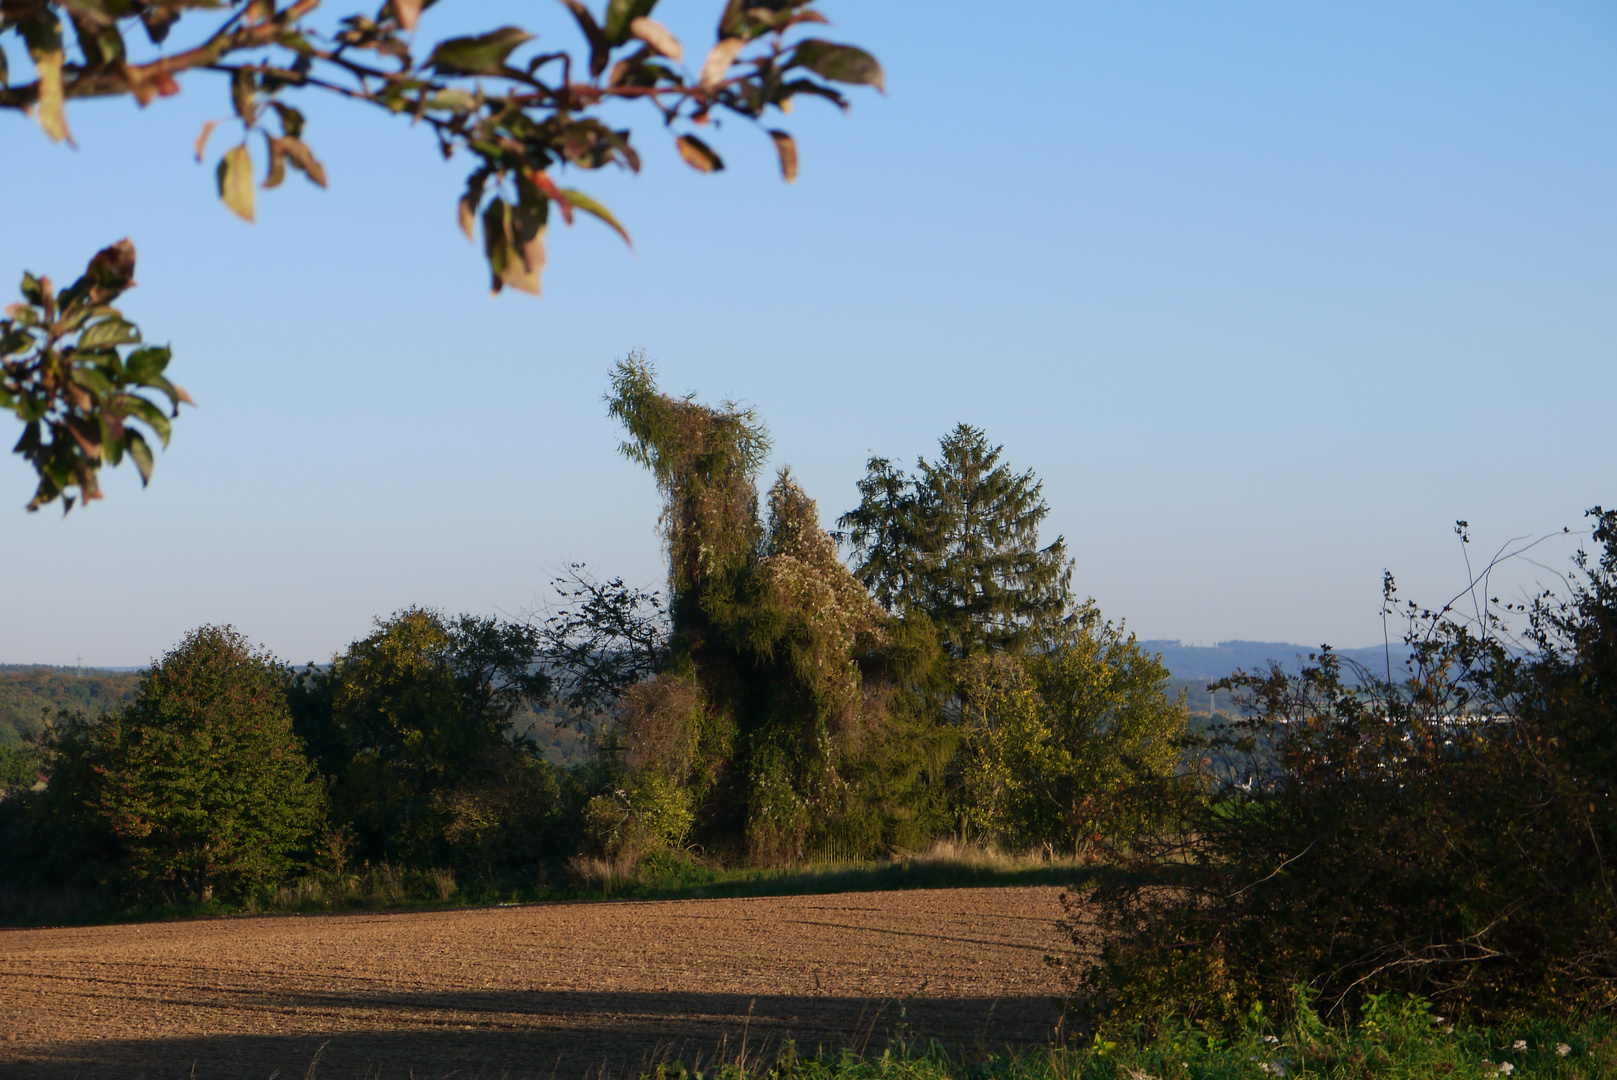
[[0, 886, 1071, 1079]]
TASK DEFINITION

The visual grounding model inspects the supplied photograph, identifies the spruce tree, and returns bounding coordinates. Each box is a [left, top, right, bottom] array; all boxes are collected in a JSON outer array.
[[840, 424, 1073, 657]]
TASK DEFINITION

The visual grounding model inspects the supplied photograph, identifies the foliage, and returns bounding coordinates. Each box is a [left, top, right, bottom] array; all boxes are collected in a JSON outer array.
[[540, 561, 670, 718], [607, 354, 950, 863], [0, 740, 39, 794], [2, 240, 189, 510], [3, 1, 879, 508], [0, 664, 139, 749], [1, 0, 880, 285], [292, 607, 553, 868], [630, 994, 1616, 1079], [1070, 510, 1617, 1029], [958, 604, 1188, 855], [839, 424, 1073, 658], [17, 626, 326, 903]]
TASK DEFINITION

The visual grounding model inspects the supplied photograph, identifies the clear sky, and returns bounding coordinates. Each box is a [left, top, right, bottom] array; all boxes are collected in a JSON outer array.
[[3, 1, 1614, 667]]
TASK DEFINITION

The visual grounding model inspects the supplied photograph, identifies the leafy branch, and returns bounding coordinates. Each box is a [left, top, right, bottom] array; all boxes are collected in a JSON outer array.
[[0, 240, 190, 512], [2, 0, 884, 295]]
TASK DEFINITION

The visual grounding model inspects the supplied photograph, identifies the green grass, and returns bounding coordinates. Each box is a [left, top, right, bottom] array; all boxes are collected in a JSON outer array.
[[637, 1004, 1617, 1079]]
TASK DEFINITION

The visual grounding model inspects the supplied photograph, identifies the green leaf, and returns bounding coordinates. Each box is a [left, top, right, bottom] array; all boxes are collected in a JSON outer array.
[[217, 143, 256, 222], [425, 89, 477, 114], [791, 40, 885, 92], [125, 346, 172, 383], [70, 366, 115, 396], [77, 318, 140, 349], [126, 431, 154, 484], [269, 101, 305, 139], [428, 27, 532, 76], [139, 4, 178, 45], [604, 0, 659, 45], [675, 134, 723, 173], [560, 188, 632, 246], [558, 0, 610, 78]]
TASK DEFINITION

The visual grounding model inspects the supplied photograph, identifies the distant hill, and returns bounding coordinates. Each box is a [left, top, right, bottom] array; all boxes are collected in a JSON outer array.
[[1142, 640, 1414, 716], [0, 666, 143, 748]]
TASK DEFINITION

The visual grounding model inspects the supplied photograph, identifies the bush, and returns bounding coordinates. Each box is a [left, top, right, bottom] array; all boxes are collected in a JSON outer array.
[[1070, 510, 1617, 1028], [958, 604, 1187, 856]]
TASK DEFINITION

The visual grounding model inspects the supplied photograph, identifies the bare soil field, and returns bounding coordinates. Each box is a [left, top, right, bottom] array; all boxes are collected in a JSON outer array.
[[0, 886, 1071, 1079]]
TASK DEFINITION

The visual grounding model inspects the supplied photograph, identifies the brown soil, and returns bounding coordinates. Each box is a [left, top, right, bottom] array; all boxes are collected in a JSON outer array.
[[0, 886, 1073, 1079]]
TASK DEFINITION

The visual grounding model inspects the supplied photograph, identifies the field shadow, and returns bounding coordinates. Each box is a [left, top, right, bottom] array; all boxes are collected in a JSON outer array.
[[3, 988, 1066, 1079]]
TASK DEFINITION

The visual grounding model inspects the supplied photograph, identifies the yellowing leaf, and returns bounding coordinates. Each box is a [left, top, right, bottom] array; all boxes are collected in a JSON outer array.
[[217, 143, 256, 222], [676, 134, 723, 173], [560, 188, 632, 246], [769, 130, 798, 183], [699, 37, 745, 89], [34, 49, 71, 143], [629, 17, 681, 61]]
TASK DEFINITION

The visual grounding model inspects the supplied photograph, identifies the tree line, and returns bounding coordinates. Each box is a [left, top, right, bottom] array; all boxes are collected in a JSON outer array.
[[7, 354, 1614, 1033], [0, 353, 1187, 911]]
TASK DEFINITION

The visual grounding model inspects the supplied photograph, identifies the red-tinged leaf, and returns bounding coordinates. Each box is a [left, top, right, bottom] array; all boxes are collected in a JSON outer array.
[[769, 129, 797, 183], [217, 143, 256, 222], [264, 135, 287, 188], [699, 37, 745, 88], [675, 134, 723, 173], [194, 120, 216, 162], [281, 138, 327, 188], [629, 17, 681, 61], [392, 0, 425, 31], [530, 171, 572, 224]]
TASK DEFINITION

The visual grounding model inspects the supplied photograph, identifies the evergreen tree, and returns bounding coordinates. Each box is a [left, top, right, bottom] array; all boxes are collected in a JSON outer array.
[[839, 424, 1073, 657]]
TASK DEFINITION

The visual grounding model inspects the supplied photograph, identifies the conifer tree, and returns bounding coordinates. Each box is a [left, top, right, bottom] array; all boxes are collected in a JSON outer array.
[[840, 424, 1073, 657]]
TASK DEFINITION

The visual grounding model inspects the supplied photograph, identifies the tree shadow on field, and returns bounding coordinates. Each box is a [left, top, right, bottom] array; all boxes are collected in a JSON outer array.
[[2, 988, 1065, 1080]]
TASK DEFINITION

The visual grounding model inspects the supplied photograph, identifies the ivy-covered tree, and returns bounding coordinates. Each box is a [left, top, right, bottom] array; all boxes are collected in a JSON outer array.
[[70, 625, 323, 902], [839, 424, 1074, 658], [3, 0, 882, 510], [606, 353, 953, 862]]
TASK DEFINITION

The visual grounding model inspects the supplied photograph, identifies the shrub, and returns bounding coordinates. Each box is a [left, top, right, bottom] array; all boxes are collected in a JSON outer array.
[[1069, 510, 1617, 1028], [958, 604, 1187, 856]]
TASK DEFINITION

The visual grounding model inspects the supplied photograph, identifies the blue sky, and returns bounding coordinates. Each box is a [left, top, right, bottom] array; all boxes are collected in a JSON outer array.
[[3, 1, 1614, 666]]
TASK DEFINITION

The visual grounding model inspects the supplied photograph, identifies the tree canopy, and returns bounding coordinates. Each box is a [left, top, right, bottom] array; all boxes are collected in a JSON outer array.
[[839, 423, 1074, 658]]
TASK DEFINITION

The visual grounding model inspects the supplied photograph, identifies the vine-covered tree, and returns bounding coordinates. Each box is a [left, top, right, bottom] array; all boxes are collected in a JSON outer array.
[[3, 0, 882, 510], [606, 353, 952, 862], [839, 424, 1074, 658]]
